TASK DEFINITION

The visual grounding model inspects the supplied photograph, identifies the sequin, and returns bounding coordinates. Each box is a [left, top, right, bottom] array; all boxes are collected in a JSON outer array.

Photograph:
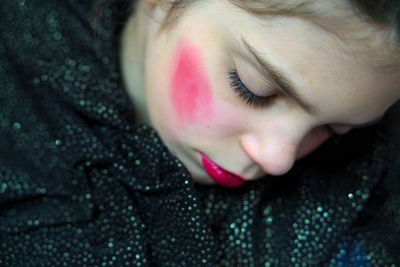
[[0, 0, 399, 266]]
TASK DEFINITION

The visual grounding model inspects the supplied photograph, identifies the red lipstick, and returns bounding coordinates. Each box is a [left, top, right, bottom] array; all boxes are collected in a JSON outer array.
[[200, 153, 246, 188]]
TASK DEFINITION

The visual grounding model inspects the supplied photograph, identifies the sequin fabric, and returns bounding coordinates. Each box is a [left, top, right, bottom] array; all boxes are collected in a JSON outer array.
[[1, 0, 399, 266]]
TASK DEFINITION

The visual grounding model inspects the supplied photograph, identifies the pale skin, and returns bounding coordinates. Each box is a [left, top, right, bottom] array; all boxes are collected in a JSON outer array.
[[121, 0, 400, 186]]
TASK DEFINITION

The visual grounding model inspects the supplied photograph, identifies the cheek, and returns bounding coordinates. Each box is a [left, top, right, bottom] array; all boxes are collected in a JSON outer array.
[[170, 38, 213, 124]]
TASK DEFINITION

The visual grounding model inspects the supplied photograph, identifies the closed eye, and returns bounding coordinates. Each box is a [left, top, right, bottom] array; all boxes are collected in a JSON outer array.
[[228, 69, 276, 108]]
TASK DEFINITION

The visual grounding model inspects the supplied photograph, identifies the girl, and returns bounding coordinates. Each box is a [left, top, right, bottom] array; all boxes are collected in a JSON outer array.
[[0, 0, 399, 265]]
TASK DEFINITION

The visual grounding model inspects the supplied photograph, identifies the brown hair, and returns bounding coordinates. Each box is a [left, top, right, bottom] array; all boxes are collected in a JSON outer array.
[[95, 0, 399, 42], [156, 0, 400, 69], [159, 0, 398, 33], [94, 0, 400, 68]]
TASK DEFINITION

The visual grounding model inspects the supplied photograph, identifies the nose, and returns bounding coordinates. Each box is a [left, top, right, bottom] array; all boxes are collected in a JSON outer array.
[[240, 125, 332, 176], [240, 134, 297, 176]]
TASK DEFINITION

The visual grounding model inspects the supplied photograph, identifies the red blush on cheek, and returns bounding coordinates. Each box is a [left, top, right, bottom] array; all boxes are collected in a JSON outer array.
[[170, 39, 213, 123]]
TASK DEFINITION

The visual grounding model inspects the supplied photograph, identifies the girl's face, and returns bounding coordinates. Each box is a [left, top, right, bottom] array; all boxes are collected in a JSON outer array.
[[124, 1, 400, 187]]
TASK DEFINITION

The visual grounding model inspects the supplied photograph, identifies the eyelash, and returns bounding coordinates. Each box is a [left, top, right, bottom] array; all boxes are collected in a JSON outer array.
[[228, 69, 276, 107]]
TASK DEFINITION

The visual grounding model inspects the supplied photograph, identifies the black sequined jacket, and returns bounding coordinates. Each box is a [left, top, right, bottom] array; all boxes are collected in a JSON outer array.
[[1, 0, 399, 266]]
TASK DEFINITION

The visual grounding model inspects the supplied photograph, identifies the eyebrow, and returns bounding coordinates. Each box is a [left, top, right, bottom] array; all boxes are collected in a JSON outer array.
[[241, 38, 317, 114]]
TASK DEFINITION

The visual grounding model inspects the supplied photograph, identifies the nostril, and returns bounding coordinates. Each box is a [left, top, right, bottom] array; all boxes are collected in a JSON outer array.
[[252, 155, 295, 176], [240, 134, 296, 176], [263, 156, 295, 176]]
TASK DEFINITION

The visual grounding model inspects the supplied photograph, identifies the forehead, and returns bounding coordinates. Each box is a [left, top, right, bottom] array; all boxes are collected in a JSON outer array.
[[198, 1, 400, 122], [231, 0, 400, 67], [207, 0, 398, 67]]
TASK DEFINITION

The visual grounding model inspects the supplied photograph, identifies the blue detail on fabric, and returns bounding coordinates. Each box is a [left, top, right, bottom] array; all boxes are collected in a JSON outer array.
[[329, 238, 370, 267]]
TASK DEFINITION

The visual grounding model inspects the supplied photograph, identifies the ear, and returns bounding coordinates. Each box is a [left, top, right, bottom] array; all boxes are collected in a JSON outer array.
[[140, 0, 172, 29], [143, 0, 160, 9], [143, 0, 170, 11]]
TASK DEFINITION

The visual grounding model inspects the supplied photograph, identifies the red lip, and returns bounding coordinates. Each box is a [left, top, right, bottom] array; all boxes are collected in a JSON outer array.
[[200, 153, 246, 188]]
